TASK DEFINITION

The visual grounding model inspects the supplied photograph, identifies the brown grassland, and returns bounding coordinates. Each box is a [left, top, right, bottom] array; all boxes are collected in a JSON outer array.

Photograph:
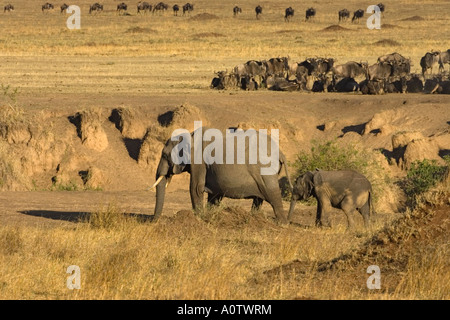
[[0, 0, 449, 300]]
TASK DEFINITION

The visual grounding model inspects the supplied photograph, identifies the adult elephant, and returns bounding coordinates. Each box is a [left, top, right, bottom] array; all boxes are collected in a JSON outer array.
[[151, 127, 292, 224], [288, 169, 374, 229]]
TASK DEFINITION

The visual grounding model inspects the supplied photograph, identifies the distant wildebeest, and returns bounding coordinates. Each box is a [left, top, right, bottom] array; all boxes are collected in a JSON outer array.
[[377, 52, 409, 65], [368, 62, 392, 80], [89, 3, 103, 14], [405, 74, 424, 93], [172, 4, 179, 16], [255, 5, 262, 19], [360, 79, 385, 95], [4, 4, 14, 12], [210, 71, 240, 90], [305, 7, 316, 21], [420, 51, 441, 77], [117, 2, 127, 14], [182, 3, 193, 15], [263, 57, 290, 77], [42, 2, 54, 13], [334, 77, 359, 92], [377, 3, 385, 15], [384, 77, 407, 93], [439, 49, 450, 73], [424, 76, 450, 94], [352, 9, 364, 23], [285, 7, 294, 22], [153, 2, 168, 14], [60, 3, 69, 13], [298, 58, 334, 77], [332, 61, 368, 82], [137, 2, 151, 14], [338, 9, 350, 22], [233, 6, 242, 16]]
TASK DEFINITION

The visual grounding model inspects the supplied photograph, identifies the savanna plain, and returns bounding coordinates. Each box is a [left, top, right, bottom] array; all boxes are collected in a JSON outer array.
[[0, 0, 449, 300]]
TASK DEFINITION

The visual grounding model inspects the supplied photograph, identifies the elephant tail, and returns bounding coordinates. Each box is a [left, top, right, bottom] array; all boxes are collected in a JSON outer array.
[[369, 189, 376, 217]]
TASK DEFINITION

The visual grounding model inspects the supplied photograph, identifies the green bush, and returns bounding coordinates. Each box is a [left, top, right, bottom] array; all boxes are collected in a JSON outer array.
[[403, 158, 449, 201], [292, 139, 380, 176]]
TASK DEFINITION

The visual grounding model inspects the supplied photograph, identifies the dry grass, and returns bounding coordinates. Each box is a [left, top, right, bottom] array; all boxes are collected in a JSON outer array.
[[0, 178, 448, 299]]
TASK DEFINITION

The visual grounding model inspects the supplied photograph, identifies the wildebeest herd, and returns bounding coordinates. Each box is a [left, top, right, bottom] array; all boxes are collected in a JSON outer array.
[[211, 51, 450, 94], [7, 2, 386, 23]]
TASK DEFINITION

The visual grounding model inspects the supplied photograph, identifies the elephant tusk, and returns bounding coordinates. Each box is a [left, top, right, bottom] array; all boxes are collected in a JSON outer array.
[[165, 176, 172, 188], [147, 176, 164, 191]]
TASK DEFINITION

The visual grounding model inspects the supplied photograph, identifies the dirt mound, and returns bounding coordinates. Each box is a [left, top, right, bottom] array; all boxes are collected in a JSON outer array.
[[320, 25, 351, 32], [382, 23, 399, 29], [125, 27, 158, 34], [189, 13, 219, 21], [158, 103, 209, 132], [401, 15, 425, 21], [193, 32, 225, 38], [70, 108, 108, 152], [373, 39, 401, 47], [109, 107, 147, 140]]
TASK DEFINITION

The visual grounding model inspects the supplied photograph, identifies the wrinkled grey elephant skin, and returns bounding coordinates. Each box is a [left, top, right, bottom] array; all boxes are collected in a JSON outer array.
[[152, 128, 292, 224], [289, 169, 374, 228]]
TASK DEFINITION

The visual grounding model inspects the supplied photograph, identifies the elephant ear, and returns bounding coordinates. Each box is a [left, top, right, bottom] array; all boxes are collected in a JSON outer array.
[[302, 171, 315, 197]]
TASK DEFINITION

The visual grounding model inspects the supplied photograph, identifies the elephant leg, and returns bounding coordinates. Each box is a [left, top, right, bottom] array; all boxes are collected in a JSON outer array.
[[207, 193, 223, 207], [358, 200, 371, 228], [251, 197, 264, 211], [258, 175, 288, 224], [340, 197, 357, 230], [190, 164, 207, 212], [315, 195, 331, 227]]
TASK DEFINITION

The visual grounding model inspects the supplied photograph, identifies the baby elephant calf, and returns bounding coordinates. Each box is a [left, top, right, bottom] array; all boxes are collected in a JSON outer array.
[[288, 169, 374, 229]]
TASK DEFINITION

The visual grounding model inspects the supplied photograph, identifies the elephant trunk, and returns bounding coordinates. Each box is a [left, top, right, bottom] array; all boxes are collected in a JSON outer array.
[[153, 159, 170, 221], [154, 176, 167, 221], [288, 194, 298, 222]]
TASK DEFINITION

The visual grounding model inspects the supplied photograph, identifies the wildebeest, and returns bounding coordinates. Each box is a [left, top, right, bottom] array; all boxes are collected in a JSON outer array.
[[210, 71, 240, 90], [60, 3, 69, 13], [420, 51, 441, 77], [89, 3, 103, 14], [360, 79, 385, 95], [338, 9, 350, 22], [4, 4, 14, 12], [377, 3, 385, 15], [368, 62, 392, 80], [305, 7, 316, 21], [233, 6, 242, 16], [137, 2, 151, 14], [42, 2, 54, 13], [384, 77, 407, 93], [267, 76, 299, 92], [332, 61, 368, 82], [405, 74, 424, 93], [263, 57, 290, 78], [172, 4, 179, 16], [439, 49, 450, 73], [377, 52, 409, 65], [298, 58, 334, 77], [424, 76, 450, 94], [352, 9, 364, 23], [153, 2, 168, 14], [182, 3, 194, 15], [334, 77, 359, 92], [117, 2, 127, 14], [255, 5, 262, 19], [285, 7, 294, 22]]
